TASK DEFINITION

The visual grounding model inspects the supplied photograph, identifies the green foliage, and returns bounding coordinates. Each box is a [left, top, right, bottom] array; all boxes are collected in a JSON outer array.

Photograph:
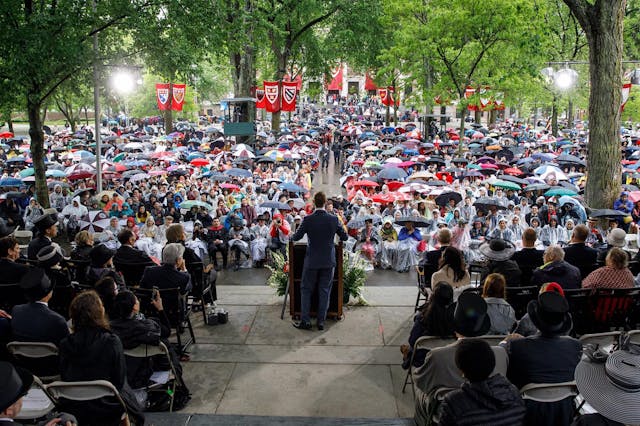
[[343, 253, 367, 300], [266, 252, 289, 296], [622, 86, 640, 124]]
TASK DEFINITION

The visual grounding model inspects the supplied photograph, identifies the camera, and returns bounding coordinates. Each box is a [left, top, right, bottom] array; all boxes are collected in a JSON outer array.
[[152, 287, 159, 301]]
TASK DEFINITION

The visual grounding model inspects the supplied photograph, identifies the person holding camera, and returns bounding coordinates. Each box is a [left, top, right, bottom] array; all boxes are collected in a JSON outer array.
[[269, 213, 290, 259]]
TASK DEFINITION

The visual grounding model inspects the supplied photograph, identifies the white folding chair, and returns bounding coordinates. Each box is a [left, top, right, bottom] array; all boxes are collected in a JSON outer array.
[[44, 380, 127, 420], [474, 335, 508, 346], [520, 381, 579, 403], [402, 336, 456, 394], [13, 229, 32, 254], [625, 329, 640, 345], [7, 341, 60, 382], [15, 375, 55, 421], [579, 331, 622, 353]]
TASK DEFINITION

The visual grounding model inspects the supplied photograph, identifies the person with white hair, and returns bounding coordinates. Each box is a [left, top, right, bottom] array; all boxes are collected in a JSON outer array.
[[488, 216, 514, 242]]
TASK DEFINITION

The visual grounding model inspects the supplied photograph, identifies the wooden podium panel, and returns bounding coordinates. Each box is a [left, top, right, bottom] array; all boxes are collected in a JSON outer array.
[[288, 242, 343, 320]]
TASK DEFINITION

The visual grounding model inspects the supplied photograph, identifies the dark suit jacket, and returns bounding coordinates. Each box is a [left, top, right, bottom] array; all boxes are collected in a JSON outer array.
[[27, 236, 51, 260], [292, 209, 348, 269], [140, 264, 192, 294], [11, 302, 69, 345], [564, 242, 599, 278], [512, 248, 544, 270], [0, 258, 29, 284], [114, 244, 153, 265], [424, 246, 447, 269]]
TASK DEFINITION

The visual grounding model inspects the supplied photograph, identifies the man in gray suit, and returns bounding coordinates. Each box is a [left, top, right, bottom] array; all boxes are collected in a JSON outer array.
[[413, 293, 508, 426], [292, 191, 348, 331]]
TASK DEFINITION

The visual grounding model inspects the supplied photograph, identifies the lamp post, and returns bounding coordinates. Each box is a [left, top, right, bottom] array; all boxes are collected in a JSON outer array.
[[111, 70, 136, 127], [540, 66, 578, 136]]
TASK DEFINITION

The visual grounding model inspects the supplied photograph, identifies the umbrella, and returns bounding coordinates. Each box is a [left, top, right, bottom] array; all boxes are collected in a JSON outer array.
[[287, 198, 306, 210], [128, 173, 150, 183], [190, 158, 209, 167], [473, 197, 508, 210], [545, 187, 577, 197], [72, 188, 95, 199], [279, 182, 306, 193], [224, 168, 252, 178], [435, 191, 463, 206], [220, 183, 240, 190], [394, 216, 432, 228], [79, 210, 111, 233], [18, 168, 34, 178], [6, 156, 27, 164], [97, 190, 121, 201], [499, 175, 528, 185], [351, 180, 379, 188], [555, 154, 585, 165], [590, 209, 629, 218], [503, 167, 523, 176], [259, 201, 291, 211], [203, 172, 230, 181], [629, 191, 640, 203], [180, 200, 214, 211], [398, 183, 430, 193], [47, 181, 70, 189], [377, 167, 408, 180], [523, 183, 551, 192], [124, 142, 144, 151], [492, 180, 521, 191], [0, 178, 23, 187], [347, 215, 382, 228]]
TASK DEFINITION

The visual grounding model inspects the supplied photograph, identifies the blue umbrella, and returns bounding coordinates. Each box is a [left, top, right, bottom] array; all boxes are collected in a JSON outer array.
[[279, 182, 306, 193], [0, 177, 23, 187], [404, 149, 419, 155], [531, 152, 555, 162], [381, 127, 395, 134], [224, 168, 252, 178], [187, 152, 205, 161], [377, 167, 408, 180], [260, 201, 292, 210], [6, 156, 26, 163]]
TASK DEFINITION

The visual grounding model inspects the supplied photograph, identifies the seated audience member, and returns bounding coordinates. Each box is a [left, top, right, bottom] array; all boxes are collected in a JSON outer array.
[[582, 247, 634, 289], [421, 228, 451, 271], [27, 212, 58, 260], [479, 239, 522, 287], [482, 273, 516, 335], [70, 230, 94, 262], [531, 245, 581, 290], [413, 293, 508, 426], [511, 228, 544, 285], [0, 361, 77, 426], [506, 291, 582, 426], [109, 291, 190, 408], [114, 229, 153, 265], [59, 291, 143, 426], [166, 223, 210, 273], [563, 224, 599, 279], [37, 245, 72, 289], [140, 243, 191, 294], [573, 349, 640, 426], [207, 217, 229, 271], [430, 246, 470, 291], [512, 282, 565, 337], [87, 244, 125, 288], [597, 228, 631, 264], [0, 236, 29, 284], [401, 282, 455, 369], [439, 339, 525, 426], [94, 276, 118, 319]]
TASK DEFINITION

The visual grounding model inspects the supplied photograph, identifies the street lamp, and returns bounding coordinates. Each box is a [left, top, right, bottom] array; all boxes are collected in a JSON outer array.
[[111, 71, 135, 94], [554, 68, 578, 91]]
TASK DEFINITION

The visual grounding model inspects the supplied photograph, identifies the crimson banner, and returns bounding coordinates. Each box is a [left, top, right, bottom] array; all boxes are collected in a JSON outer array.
[[379, 88, 388, 105], [171, 84, 186, 111], [156, 83, 170, 111], [281, 81, 298, 112], [327, 65, 343, 91], [256, 87, 266, 109], [263, 81, 280, 112]]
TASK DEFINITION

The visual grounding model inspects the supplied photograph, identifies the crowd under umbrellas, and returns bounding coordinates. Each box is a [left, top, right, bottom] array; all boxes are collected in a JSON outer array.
[[0, 112, 638, 274]]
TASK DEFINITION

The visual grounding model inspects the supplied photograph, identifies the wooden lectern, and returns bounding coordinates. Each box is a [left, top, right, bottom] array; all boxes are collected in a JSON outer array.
[[288, 241, 343, 320]]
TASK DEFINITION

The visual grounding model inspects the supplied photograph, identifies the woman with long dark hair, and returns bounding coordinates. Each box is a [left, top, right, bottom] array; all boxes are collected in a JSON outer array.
[[430, 246, 470, 289]]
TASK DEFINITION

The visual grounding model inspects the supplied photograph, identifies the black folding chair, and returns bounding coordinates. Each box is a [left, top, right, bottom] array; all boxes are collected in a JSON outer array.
[[114, 261, 154, 287], [564, 288, 595, 336], [505, 286, 538, 320], [0, 282, 26, 312], [593, 288, 640, 332]]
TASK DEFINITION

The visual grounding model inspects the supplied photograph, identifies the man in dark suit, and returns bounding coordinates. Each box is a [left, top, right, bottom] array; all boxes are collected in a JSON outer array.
[[512, 228, 544, 286], [291, 191, 348, 330], [140, 243, 191, 294], [114, 229, 154, 265], [27, 211, 58, 260], [563, 224, 598, 279], [0, 236, 29, 284]]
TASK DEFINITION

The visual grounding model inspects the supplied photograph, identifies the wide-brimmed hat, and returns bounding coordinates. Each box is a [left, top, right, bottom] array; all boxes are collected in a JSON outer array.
[[0, 361, 33, 412], [527, 291, 572, 335], [575, 350, 640, 424], [454, 292, 491, 337], [33, 213, 57, 232], [89, 244, 116, 267], [607, 228, 627, 248], [36, 245, 63, 269], [479, 239, 515, 261], [20, 267, 53, 302]]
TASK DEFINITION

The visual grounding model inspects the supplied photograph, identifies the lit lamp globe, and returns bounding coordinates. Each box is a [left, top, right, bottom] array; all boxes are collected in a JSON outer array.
[[112, 71, 135, 94], [554, 68, 578, 91]]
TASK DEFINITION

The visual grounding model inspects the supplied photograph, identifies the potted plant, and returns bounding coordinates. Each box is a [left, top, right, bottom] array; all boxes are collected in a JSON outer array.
[[343, 252, 368, 305], [266, 251, 289, 296]]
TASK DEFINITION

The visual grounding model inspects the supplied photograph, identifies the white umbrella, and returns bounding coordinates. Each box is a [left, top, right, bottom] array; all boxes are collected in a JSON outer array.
[[79, 210, 111, 233]]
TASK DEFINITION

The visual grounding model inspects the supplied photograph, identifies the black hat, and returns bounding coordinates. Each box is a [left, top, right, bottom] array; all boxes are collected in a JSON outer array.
[[20, 267, 53, 302], [33, 213, 57, 232], [454, 292, 491, 337], [0, 361, 33, 412], [89, 244, 116, 267], [527, 291, 572, 335], [232, 218, 244, 227], [36, 245, 63, 269]]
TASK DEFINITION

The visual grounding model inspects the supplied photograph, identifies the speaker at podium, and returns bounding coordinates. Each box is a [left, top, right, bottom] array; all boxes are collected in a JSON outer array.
[[287, 241, 343, 320]]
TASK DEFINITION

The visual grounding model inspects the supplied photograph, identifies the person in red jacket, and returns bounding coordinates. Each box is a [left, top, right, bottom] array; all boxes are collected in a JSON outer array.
[[270, 213, 290, 258]]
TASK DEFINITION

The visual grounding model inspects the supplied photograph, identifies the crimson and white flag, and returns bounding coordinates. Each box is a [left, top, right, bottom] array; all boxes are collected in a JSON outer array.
[[621, 83, 632, 111], [156, 83, 170, 111], [281, 81, 298, 112], [263, 81, 280, 113], [464, 86, 476, 99], [255, 87, 266, 109], [379, 88, 388, 105], [171, 84, 186, 111]]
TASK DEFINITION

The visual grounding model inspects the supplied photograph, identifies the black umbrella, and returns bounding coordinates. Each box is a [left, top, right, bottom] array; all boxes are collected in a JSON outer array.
[[72, 188, 95, 198], [347, 215, 381, 228], [473, 197, 508, 211], [395, 216, 432, 228], [451, 158, 469, 164], [426, 180, 448, 187], [499, 175, 528, 185], [555, 154, 585, 165], [524, 183, 551, 192], [435, 191, 462, 206], [590, 209, 628, 218]]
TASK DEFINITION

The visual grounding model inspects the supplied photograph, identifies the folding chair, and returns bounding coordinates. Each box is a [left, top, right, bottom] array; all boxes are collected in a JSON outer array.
[[505, 286, 538, 319], [114, 261, 154, 288], [14, 229, 32, 256], [564, 288, 595, 336], [7, 341, 60, 382], [44, 380, 128, 423], [0, 282, 26, 312], [428, 386, 458, 425], [579, 331, 622, 353], [520, 381, 579, 403], [415, 266, 428, 311], [625, 329, 640, 345], [474, 335, 507, 346], [402, 336, 456, 394], [15, 375, 55, 422], [593, 288, 639, 332], [123, 342, 184, 412]]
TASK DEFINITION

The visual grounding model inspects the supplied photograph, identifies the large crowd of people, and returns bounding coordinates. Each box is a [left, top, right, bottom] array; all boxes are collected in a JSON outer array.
[[0, 103, 640, 424]]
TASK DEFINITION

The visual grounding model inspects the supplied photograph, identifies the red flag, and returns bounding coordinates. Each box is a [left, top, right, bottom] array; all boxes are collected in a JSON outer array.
[[464, 86, 476, 99], [171, 84, 186, 111], [327, 65, 343, 91], [263, 81, 280, 113], [379, 88, 388, 105], [156, 83, 170, 111], [283, 74, 303, 91], [621, 83, 632, 111], [255, 87, 266, 109], [281, 81, 298, 112], [364, 73, 377, 91]]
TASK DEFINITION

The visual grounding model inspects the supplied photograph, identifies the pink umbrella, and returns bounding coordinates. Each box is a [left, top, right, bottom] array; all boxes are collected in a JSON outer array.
[[472, 131, 485, 139]]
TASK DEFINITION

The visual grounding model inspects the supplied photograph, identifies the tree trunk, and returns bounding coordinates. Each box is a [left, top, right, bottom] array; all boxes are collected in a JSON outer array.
[[563, 0, 624, 209], [489, 109, 497, 125], [474, 109, 482, 124], [458, 103, 466, 155], [551, 94, 559, 137], [567, 98, 574, 128], [230, 46, 255, 144], [28, 98, 49, 209]]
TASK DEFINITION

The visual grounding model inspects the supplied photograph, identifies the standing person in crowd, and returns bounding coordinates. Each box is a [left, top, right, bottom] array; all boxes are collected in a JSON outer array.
[[207, 217, 228, 271], [269, 212, 290, 259], [291, 192, 348, 331]]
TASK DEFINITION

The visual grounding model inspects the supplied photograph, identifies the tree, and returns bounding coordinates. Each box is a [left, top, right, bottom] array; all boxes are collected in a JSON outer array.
[[52, 72, 94, 132], [563, 0, 625, 210]]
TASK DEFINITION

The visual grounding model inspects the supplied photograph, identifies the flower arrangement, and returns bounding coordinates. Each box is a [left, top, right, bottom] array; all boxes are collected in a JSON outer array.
[[266, 251, 289, 296], [343, 252, 368, 305]]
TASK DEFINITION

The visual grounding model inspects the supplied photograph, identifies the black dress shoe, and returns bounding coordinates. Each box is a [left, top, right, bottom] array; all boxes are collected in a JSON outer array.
[[292, 321, 313, 330], [317, 323, 325, 331]]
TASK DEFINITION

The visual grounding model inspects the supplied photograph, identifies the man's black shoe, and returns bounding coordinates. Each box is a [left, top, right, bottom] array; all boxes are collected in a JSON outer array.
[[293, 321, 313, 330], [317, 323, 325, 331]]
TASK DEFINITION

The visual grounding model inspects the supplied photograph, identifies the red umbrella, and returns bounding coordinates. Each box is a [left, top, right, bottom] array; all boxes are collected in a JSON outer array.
[[371, 193, 398, 203], [0, 132, 13, 139], [191, 158, 209, 167], [150, 151, 175, 159], [385, 181, 404, 191], [351, 180, 379, 187], [352, 159, 365, 166], [504, 167, 523, 176], [397, 161, 415, 168], [68, 171, 95, 180], [449, 134, 460, 141]]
